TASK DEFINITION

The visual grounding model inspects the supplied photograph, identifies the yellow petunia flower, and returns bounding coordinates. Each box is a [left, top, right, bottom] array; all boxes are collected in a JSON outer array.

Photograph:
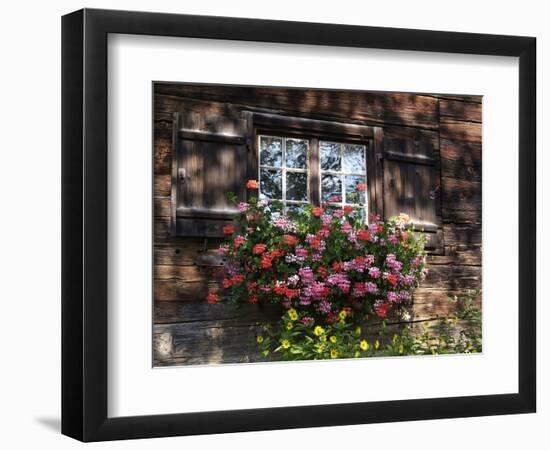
[[338, 310, 347, 320], [281, 339, 291, 349], [360, 340, 369, 351], [375, 339, 380, 350], [287, 308, 298, 321], [256, 335, 264, 344], [286, 322, 294, 330], [330, 349, 339, 359], [313, 325, 325, 336], [330, 336, 337, 343]]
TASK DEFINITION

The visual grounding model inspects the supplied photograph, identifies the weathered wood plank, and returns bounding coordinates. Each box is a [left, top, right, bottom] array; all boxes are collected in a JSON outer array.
[[427, 248, 481, 266], [421, 265, 482, 291], [441, 208, 481, 224], [382, 125, 439, 150], [154, 196, 171, 217], [154, 240, 224, 266], [441, 177, 481, 211], [154, 264, 224, 280], [154, 174, 171, 197], [153, 321, 264, 365], [154, 216, 171, 240], [154, 138, 172, 174], [155, 278, 220, 302], [439, 99, 482, 123], [440, 139, 481, 181], [443, 223, 482, 248], [155, 84, 440, 129], [440, 121, 482, 143], [154, 301, 282, 324], [433, 94, 482, 104]]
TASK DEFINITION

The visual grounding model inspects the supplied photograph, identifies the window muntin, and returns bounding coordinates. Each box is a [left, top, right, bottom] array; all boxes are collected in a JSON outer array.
[[259, 135, 309, 211], [320, 141, 367, 217]]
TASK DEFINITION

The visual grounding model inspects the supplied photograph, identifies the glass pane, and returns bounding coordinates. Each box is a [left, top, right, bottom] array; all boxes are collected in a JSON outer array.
[[345, 175, 367, 204], [321, 174, 342, 202], [350, 207, 366, 224], [286, 204, 306, 216], [343, 144, 366, 173], [320, 141, 341, 171], [260, 136, 283, 167], [286, 172, 308, 201], [260, 169, 282, 199], [285, 139, 308, 169]]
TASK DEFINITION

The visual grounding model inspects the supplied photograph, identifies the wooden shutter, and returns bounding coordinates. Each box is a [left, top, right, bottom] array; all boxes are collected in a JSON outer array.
[[171, 111, 248, 237], [378, 133, 442, 251]]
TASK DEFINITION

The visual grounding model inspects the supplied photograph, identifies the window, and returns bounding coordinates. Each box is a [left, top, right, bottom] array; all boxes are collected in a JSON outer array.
[[320, 141, 367, 219], [258, 135, 309, 213], [258, 135, 368, 219]]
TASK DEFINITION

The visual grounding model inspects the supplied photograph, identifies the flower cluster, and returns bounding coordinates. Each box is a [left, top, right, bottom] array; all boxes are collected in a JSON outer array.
[[210, 180, 428, 326]]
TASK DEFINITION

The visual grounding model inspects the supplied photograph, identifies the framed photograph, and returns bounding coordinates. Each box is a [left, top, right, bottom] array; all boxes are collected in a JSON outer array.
[[62, 8, 536, 441]]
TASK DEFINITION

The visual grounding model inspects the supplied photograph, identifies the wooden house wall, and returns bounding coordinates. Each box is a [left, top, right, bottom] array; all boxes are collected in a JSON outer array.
[[153, 84, 482, 366]]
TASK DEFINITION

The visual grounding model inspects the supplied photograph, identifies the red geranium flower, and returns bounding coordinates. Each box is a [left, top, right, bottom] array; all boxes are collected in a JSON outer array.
[[253, 243, 267, 255], [261, 256, 273, 269], [273, 284, 287, 295], [312, 207, 323, 217], [246, 179, 259, 189], [283, 234, 298, 246], [343, 205, 353, 214], [374, 301, 390, 318], [386, 273, 399, 287], [284, 288, 300, 299], [223, 224, 235, 235], [206, 293, 219, 304], [356, 183, 367, 191], [357, 230, 371, 241]]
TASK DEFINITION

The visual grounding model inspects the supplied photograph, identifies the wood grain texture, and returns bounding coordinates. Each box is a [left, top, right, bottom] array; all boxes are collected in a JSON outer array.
[[440, 121, 482, 143], [439, 99, 482, 123], [155, 84, 440, 129], [440, 139, 481, 181]]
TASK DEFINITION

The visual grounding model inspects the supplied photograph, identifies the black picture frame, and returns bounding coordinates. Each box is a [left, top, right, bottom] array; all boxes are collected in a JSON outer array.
[[62, 8, 536, 442]]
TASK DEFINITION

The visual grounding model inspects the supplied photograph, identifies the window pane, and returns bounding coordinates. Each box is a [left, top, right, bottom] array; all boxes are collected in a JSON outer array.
[[286, 204, 306, 216], [321, 174, 342, 202], [260, 169, 282, 199], [345, 175, 367, 204], [320, 141, 341, 171], [260, 136, 283, 167], [350, 207, 366, 223], [286, 172, 308, 201], [343, 144, 365, 173], [285, 139, 308, 169]]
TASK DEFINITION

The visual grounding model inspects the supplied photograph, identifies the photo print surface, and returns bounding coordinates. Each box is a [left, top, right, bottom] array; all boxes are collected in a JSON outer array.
[[152, 83, 482, 367]]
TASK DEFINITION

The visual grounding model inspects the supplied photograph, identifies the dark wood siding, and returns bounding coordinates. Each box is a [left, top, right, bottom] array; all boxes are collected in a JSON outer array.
[[153, 84, 482, 366]]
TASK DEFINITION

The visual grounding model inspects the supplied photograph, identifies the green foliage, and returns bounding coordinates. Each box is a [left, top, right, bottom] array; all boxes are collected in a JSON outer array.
[[256, 290, 482, 361]]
